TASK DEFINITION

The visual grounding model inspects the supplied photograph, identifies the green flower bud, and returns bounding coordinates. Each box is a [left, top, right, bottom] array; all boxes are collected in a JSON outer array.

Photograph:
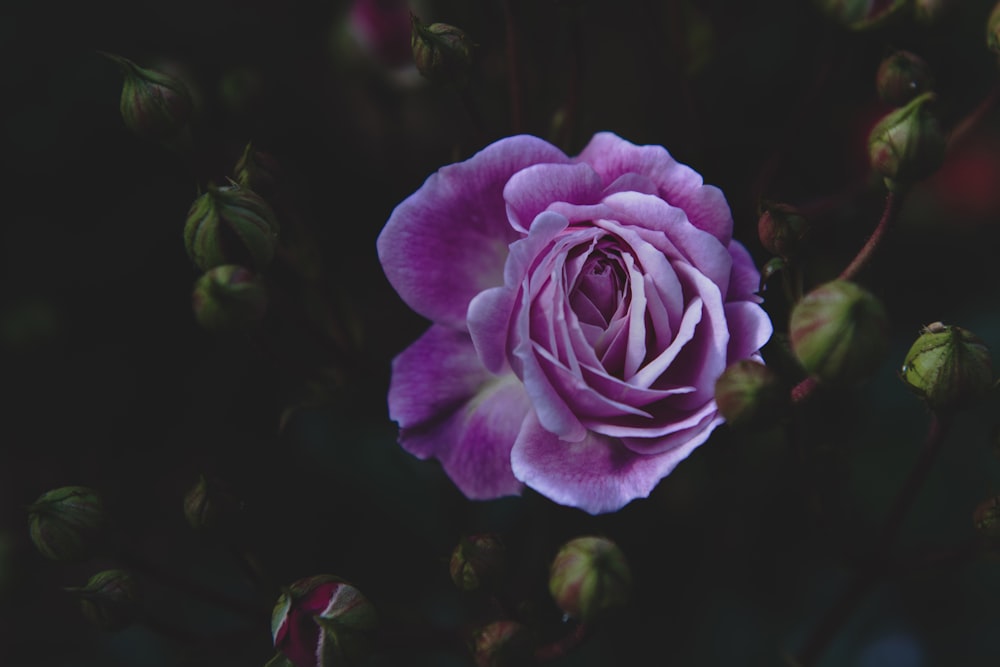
[[66, 569, 140, 631], [182, 474, 243, 532], [814, 0, 909, 30], [974, 495, 1000, 543], [900, 322, 993, 412], [789, 280, 889, 385], [471, 621, 534, 667], [868, 92, 945, 191], [184, 185, 280, 271], [102, 53, 192, 140], [988, 2, 1000, 56], [272, 575, 377, 667], [548, 536, 631, 624], [450, 533, 506, 592], [411, 15, 473, 85], [28, 486, 106, 561], [191, 265, 268, 332], [714, 360, 788, 429], [757, 202, 809, 259], [876, 51, 934, 107], [234, 142, 280, 200]]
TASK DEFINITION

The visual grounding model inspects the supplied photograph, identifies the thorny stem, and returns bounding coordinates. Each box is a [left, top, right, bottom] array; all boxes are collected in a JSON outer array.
[[793, 415, 952, 667]]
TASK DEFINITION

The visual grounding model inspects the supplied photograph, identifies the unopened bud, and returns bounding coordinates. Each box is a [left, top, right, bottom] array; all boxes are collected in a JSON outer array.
[[876, 51, 934, 107], [990, 2, 1000, 56], [815, 0, 909, 30], [914, 0, 956, 24], [471, 621, 534, 667], [234, 143, 280, 200], [102, 53, 192, 140], [28, 486, 106, 561], [183, 474, 243, 532], [868, 92, 945, 191], [272, 575, 377, 667], [191, 265, 268, 332], [715, 360, 788, 429], [411, 15, 473, 85], [789, 280, 889, 385], [757, 202, 809, 259], [183, 185, 280, 271], [549, 536, 631, 624], [450, 533, 505, 592], [66, 569, 140, 631], [900, 322, 993, 412], [974, 496, 1000, 543]]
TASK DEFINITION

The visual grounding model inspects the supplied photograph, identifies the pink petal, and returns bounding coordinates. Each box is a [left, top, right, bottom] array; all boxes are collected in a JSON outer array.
[[576, 132, 734, 244], [388, 325, 529, 499], [510, 411, 720, 514], [377, 136, 570, 329], [504, 162, 604, 233]]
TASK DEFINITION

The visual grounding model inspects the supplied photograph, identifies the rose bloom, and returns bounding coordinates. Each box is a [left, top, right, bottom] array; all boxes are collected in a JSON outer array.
[[377, 133, 772, 514]]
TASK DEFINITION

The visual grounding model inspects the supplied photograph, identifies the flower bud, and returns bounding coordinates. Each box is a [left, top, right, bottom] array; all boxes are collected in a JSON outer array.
[[814, 0, 909, 30], [234, 142, 280, 200], [66, 569, 140, 631], [471, 620, 534, 667], [450, 533, 506, 592], [548, 536, 631, 624], [183, 185, 280, 271], [183, 474, 243, 532], [28, 486, 106, 561], [757, 202, 809, 259], [191, 265, 268, 332], [789, 280, 889, 385], [974, 495, 1000, 543], [900, 322, 993, 412], [272, 575, 377, 667], [102, 53, 192, 140], [990, 2, 1000, 56], [914, 0, 956, 24], [411, 15, 473, 85], [868, 92, 945, 191], [714, 360, 788, 429], [876, 51, 934, 107]]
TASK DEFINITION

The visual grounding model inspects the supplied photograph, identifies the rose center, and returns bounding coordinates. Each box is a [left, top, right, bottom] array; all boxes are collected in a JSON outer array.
[[569, 247, 628, 329]]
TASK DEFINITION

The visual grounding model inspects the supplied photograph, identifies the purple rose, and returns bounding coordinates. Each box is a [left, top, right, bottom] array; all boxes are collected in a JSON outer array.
[[377, 133, 772, 514]]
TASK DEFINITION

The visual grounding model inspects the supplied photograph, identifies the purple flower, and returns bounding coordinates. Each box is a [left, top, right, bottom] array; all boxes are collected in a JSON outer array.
[[377, 133, 772, 514]]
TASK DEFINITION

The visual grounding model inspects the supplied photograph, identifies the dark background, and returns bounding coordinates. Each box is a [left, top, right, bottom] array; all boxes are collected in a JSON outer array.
[[4, 1, 1000, 665]]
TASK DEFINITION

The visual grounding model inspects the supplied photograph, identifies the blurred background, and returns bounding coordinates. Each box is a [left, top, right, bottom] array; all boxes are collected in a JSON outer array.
[[4, 0, 1000, 665]]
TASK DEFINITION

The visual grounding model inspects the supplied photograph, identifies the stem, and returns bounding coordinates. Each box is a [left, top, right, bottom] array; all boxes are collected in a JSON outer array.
[[502, 0, 523, 134], [947, 84, 1000, 153], [794, 414, 951, 666], [790, 377, 819, 405], [837, 191, 903, 282], [535, 622, 590, 662]]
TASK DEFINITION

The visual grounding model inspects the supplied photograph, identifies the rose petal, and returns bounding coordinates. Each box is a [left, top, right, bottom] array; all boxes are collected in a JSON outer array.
[[724, 301, 774, 363], [504, 163, 604, 233], [388, 325, 528, 498], [377, 136, 570, 329], [727, 240, 763, 303], [510, 411, 720, 514], [602, 191, 732, 298], [576, 132, 734, 244]]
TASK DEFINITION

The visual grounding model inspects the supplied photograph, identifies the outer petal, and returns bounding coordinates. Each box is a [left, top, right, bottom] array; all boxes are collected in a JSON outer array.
[[377, 136, 570, 329], [503, 163, 603, 233], [388, 325, 529, 498], [727, 240, 763, 303], [724, 301, 773, 363], [575, 132, 734, 244], [511, 411, 721, 514]]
